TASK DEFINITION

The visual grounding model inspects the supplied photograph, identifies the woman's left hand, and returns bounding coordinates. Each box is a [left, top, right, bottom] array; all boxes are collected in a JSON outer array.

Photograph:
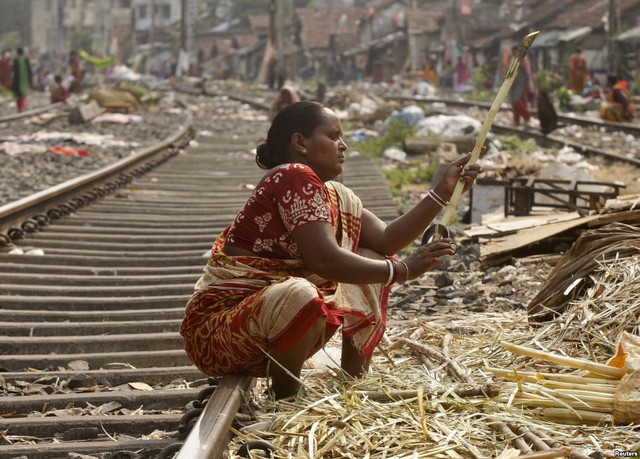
[[436, 146, 485, 197]]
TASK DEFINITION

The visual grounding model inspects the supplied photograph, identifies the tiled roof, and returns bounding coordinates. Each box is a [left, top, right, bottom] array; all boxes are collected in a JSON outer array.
[[296, 7, 361, 50], [469, 0, 581, 48]]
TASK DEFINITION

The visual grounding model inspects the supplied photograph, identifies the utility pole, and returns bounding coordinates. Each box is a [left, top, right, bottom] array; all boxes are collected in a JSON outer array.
[[181, 0, 188, 52], [607, 0, 619, 74], [149, 0, 156, 72], [180, 0, 195, 76]]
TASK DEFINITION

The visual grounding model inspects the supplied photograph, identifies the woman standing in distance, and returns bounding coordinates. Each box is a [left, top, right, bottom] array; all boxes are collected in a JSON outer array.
[[180, 102, 483, 399]]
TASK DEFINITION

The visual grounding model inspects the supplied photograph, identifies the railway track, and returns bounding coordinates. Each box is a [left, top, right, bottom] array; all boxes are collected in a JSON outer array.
[[388, 94, 640, 167], [0, 92, 398, 458], [2, 82, 638, 458], [0, 102, 65, 125]]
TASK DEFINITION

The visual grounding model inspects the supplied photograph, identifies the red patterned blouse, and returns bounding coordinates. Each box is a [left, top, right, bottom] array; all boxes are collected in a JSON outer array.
[[222, 163, 339, 259]]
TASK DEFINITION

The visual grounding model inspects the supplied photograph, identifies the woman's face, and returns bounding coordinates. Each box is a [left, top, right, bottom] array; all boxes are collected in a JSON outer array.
[[301, 109, 347, 182]]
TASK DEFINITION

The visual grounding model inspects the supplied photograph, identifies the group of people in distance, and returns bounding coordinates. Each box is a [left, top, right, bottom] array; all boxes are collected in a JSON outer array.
[[0, 48, 85, 112]]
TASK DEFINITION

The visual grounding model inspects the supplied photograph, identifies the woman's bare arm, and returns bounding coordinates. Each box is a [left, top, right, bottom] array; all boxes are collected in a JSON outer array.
[[293, 221, 454, 284], [359, 149, 484, 255]]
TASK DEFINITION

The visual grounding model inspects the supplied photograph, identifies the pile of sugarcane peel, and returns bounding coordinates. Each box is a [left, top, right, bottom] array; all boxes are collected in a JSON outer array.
[[226, 255, 640, 458]]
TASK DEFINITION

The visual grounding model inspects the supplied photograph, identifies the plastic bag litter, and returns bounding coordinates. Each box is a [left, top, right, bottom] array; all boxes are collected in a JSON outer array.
[[415, 114, 482, 138]]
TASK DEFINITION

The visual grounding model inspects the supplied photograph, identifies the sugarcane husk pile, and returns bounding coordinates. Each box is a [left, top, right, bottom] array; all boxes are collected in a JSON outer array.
[[225, 255, 640, 458], [528, 222, 640, 322]]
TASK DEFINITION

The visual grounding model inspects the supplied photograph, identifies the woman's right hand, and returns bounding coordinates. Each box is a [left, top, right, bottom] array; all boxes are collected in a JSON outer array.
[[401, 238, 456, 280]]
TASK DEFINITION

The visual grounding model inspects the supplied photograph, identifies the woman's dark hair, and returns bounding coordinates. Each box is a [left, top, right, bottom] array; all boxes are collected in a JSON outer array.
[[256, 101, 328, 169]]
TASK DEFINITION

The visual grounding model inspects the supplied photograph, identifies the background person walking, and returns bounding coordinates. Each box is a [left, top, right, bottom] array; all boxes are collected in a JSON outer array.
[[568, 48, 588, 94], [11, 48, 32, 112], [508, 45, 535, 126]]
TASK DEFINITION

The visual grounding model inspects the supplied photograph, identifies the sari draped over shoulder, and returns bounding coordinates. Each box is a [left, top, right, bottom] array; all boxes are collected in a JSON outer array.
[[180, 181, 389, 377]]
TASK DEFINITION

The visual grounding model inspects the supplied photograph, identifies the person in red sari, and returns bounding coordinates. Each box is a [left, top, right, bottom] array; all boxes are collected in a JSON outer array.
[[508, 45, 535, 126], [180, 102, 483, 399]]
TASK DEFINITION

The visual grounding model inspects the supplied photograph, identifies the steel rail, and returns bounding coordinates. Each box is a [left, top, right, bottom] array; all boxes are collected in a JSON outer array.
[[0, 102, 65, 123], [176, 375, 255, 459], [386, 95, 640, 168], [0, 111, 193, 236]]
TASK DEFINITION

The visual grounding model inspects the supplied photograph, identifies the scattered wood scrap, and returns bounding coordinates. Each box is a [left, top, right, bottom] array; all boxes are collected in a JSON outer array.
[[474, 210, 640, 268]]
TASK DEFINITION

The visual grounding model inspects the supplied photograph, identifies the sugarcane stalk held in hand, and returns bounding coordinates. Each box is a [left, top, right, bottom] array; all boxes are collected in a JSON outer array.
[[422, 31, 540, 245]]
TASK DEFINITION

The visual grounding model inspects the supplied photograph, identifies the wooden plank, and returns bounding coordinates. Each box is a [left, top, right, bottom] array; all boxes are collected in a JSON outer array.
[[479, 210, 640, 265], [465, 212, 582, 237], [479, 215, 600, 260]]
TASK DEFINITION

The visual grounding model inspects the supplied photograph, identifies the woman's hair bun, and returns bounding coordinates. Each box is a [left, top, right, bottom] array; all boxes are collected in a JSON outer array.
[[255, 142, 274, 169]]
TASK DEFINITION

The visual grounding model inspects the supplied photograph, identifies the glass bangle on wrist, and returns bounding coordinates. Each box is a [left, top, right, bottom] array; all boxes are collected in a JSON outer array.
[[429, 189, 450, 207], [384, 259, 394, 286]]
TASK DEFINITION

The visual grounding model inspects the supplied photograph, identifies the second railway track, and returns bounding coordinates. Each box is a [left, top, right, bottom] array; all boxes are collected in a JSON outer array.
[[0, 93, 398, 458]]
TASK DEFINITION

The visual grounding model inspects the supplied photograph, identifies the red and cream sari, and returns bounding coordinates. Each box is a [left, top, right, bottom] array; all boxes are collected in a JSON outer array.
[[180, 164, 389, 377]]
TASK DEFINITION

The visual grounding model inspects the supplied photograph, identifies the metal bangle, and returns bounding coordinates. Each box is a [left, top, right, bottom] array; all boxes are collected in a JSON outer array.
[[399, 260, 410, 283]]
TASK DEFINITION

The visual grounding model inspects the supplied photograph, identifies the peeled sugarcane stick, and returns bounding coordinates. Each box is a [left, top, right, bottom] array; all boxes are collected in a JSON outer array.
[[534, 388, 614, 401], [486, 367, 620, 386], [398, 337, 472, 383], [526, 426, 593, 459], [515, 448, 572, 459], [507, 424, 551, 452], [543, 407, 613, 425], [517, 383, 615, 402], [513, 377, 616, 394], [499, 342, 625, 379], [489, 421, 533, 454], [438, 31, 539, 228], [496, 395, 613, 413]]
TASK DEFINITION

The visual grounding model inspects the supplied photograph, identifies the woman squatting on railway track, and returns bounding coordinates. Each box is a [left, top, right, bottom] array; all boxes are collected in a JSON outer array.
[[180, 101, 482, 399]]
